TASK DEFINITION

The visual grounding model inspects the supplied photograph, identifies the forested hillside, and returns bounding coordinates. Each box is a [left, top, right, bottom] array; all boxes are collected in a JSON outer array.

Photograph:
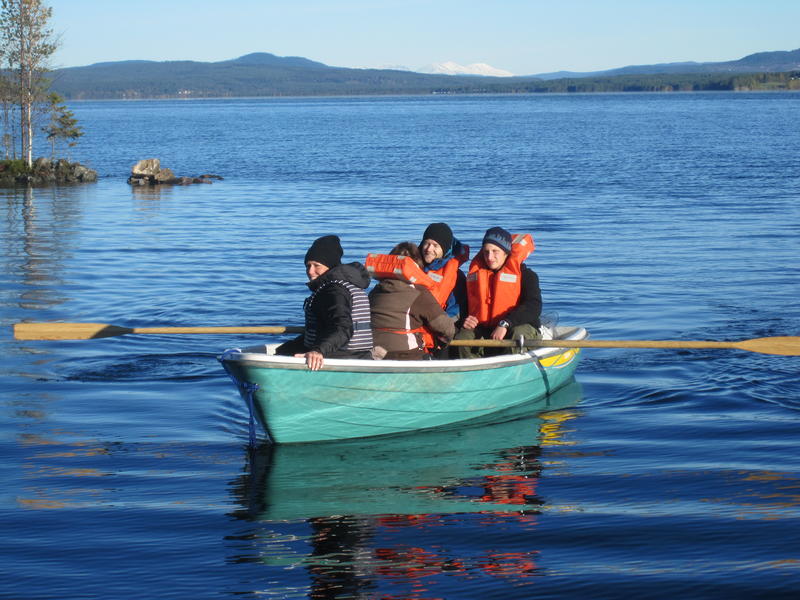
[[49, 51, 800, 99]]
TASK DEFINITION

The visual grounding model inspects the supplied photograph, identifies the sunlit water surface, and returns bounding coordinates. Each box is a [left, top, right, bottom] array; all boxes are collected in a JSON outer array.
[[2, 93, 800, 599]]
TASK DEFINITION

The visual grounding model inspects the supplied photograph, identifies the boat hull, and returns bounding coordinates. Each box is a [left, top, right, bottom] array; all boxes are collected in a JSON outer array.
[[220, 326, 586, 444]]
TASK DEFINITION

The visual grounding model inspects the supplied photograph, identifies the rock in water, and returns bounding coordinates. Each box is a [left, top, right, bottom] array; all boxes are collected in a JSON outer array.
[[128, 158, 221, 185]]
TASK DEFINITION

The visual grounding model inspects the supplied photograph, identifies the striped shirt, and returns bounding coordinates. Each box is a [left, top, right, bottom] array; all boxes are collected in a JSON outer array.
[[303, 279, 373, 353]]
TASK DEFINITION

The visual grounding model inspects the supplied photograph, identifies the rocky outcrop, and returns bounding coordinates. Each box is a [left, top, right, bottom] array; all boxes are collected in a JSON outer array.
[[127, 158, 223, 185], [0, 158, 98, 187]]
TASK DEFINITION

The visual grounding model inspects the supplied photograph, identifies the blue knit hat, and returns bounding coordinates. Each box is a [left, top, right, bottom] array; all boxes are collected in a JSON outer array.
[[482, 227, 512, 254]]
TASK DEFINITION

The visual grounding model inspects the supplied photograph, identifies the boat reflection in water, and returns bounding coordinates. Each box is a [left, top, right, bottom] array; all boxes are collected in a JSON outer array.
[[227, 379, 582, 597]]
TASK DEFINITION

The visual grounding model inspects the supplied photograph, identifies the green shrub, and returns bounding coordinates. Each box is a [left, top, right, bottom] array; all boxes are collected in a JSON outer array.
[[0, 159, 32, 176]]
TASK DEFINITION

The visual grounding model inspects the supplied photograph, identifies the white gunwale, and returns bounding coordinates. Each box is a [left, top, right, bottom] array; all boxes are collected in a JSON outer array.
[[227, 326, 587, 373]]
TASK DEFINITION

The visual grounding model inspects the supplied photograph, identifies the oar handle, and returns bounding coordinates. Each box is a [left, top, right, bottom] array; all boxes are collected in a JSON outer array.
[[449, 337, 799, 356], [450, 339, 734, 349], [131, 326, 305, 335], [488, 339, 736, 350], [448, 339, 592, 348]]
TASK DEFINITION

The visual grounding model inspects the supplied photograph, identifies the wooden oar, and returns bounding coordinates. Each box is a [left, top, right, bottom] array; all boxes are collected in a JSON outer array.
[[12, 322, 304, 341], [452, 337, 800, 356], [11, 322, 799, 355]]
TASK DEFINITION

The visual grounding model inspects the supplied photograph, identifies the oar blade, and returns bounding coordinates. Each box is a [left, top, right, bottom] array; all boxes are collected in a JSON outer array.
[[736, 337, 800, 356], [13, 322, 133, 341]]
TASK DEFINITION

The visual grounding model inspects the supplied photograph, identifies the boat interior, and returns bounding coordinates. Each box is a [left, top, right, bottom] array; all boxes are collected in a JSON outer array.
[[231, 326, 587, 367]]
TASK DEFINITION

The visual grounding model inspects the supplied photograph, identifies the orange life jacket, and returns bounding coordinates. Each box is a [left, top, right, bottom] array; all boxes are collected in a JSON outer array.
[[366, 251, 470, 352], [419, 245, 469, 350], [365, 253, 432, 345], [424, 244, 470, 308], [466, 233, 534, 328], [365, 253, 436, 289]]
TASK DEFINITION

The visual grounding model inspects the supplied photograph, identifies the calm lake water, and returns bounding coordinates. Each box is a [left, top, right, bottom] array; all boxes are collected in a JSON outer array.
[[3, 93, 800, 599]]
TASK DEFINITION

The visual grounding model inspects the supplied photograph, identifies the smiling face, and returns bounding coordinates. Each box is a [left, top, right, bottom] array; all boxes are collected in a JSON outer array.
[[482, 243, 508, 271], [420, 239, 444, 265], [306, 260, 329, 281]]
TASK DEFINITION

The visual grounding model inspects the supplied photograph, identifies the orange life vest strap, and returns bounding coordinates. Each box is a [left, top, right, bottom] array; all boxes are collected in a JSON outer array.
[[375, 325, 428, 336], [374, 326, 430, 353]]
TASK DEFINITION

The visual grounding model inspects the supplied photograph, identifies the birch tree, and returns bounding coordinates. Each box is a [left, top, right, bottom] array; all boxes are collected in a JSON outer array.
[[0, 0, 58, 167]]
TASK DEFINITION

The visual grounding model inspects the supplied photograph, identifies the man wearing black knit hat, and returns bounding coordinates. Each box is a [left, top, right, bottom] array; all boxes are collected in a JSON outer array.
[[419, 222, 469, 322], [420, 223, 453, 266], [276, 235, 373, 370], [455, 226, 541, 358]]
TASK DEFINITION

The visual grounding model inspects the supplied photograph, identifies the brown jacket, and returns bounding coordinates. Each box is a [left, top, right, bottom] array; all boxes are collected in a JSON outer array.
[[369, 279, 455, 356]]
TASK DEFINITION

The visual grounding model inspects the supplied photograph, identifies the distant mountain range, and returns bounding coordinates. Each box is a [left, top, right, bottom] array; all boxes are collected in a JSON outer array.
[[49, 48, 800, 100], [532, 48, 800, 80], [366, 49, 800, 79], [49, 53, 492, 99]]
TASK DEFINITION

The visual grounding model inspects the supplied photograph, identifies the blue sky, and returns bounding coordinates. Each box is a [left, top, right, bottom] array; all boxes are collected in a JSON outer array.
[[49, 1, 800, 75]]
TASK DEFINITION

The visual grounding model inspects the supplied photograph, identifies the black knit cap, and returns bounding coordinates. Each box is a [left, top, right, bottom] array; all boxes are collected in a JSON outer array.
[[420, 222, 453, 254], [482, 227, 512, 254], [304, 235, 343, 268]]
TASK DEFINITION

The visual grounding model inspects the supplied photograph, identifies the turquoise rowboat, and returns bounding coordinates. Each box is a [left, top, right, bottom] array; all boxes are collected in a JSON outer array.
[[219, 325, 587, 444]]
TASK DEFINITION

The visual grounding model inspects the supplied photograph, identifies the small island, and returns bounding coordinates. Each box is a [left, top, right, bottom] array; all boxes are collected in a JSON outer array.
[[0, 3, 96, 188], [0, 157, 97, 187]]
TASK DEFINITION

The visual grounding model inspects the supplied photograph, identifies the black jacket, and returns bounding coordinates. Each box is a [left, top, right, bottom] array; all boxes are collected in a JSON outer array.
[[276, 262, 372, 359], [503, 266, 542, 330]]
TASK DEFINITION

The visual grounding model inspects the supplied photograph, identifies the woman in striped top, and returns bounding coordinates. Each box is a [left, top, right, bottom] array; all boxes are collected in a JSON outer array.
[[276, 235, 373, 370]]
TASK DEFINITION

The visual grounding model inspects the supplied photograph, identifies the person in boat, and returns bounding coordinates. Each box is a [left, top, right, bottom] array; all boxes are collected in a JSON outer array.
[[419, 222, 469, 325], [275, 235, 373, 370], [368, 242, 455, 360], [454, 226, 541, 359]]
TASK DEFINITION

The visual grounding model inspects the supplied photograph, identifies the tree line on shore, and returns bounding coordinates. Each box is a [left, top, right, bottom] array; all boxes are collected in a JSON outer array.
[[53, 68, 800, 100], [481, 71, 800, 94]]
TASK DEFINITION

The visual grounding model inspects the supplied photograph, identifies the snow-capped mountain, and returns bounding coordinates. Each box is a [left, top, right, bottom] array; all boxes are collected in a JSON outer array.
[[416, 61, 514, 77]]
